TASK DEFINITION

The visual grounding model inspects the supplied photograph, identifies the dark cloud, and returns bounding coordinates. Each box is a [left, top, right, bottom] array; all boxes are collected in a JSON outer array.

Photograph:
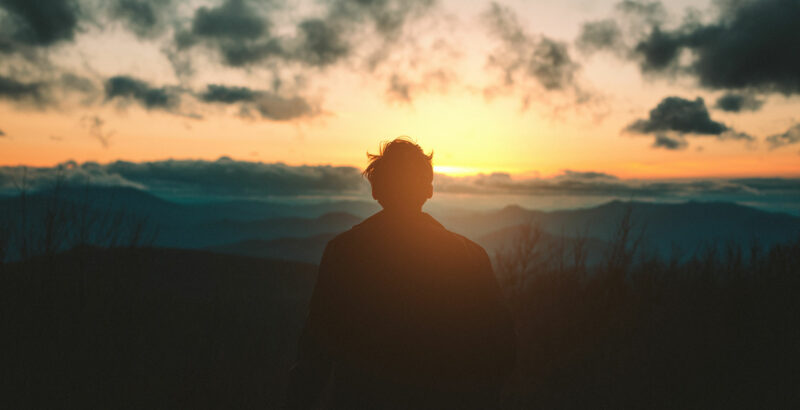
[[325, 0, 435, 40], [593, 0, 800, 94], [626, 96, 754, 149], [172, 0, 281, 67], [632, 26, 683, 72], [0, 129, 5, 137], [0, 0, 441, 118], [576, 19, 624, 55], [214, 39, 284, 67], [0, 72, 100, 110], [766, 124, 800, 149], [59, 72, 95, 93], [172, 0, 434, 70], [627, 97, 727, 135], [652, 134, 687, 150], [178, 0, 351, 69], [110, 0, 175, 38], [295, 0, 436, 71], [0, 0, 81, 49], [294, 18, 350, 67], [104, 75, 179, 110], [686, 0, 800, 93], [577, 0, 667, 57], [199, 84, 258, 104], [714, 92, 764, 113], [0, 75, 46, 104], [200, 84, 316, 121], [191, 0, 266, 40], [615, 0, 667, 24], [243, 94, 316, 121]]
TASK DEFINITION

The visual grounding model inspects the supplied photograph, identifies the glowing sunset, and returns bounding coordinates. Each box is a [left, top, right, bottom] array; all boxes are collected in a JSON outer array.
[[2, 0, 799, 185], [2, 1, 800, 408]]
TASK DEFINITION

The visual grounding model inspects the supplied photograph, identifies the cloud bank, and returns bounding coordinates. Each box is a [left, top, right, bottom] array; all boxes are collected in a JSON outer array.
[[0, 158, 366, 198], [2, 159, 799, 209]]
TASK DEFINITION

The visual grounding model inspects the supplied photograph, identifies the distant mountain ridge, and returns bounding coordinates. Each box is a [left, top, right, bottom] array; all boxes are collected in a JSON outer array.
[[2, 186, 798, 264], [441, 200, 800, 256]]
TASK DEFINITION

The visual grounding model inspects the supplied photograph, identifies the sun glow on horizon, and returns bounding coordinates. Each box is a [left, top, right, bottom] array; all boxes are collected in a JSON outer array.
[[433, 165, 488, 176]]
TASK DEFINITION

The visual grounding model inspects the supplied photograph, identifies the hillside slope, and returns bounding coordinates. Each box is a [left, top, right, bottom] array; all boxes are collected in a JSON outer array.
[[1, 247, 317, 409]]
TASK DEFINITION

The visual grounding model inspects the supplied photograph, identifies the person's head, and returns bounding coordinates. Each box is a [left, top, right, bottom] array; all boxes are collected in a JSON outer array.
[[363, 137, 433, 212]]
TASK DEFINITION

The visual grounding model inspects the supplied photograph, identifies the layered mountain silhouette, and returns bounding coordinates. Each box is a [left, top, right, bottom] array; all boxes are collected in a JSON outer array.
[[3, 188, 799, 409], [2, 187, 798, 264]]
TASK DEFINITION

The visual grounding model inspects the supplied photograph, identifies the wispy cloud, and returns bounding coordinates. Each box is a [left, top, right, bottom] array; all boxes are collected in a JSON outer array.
[[766, 124, 800, 150], [199, 84, 318, 121], [481, 2, 594, 111]]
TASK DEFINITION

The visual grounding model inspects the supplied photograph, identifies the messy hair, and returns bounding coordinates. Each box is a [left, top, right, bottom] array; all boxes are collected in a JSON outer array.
[[363, 137, 433, 207]]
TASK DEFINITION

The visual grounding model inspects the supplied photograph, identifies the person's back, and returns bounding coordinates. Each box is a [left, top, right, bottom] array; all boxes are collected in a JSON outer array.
[[288, 138, 515, 409]]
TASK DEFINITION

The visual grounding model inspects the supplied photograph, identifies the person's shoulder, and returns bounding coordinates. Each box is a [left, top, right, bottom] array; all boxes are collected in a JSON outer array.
[[419, 212, 488, 256], [323, 214, 373, 250], [325, 225, 359, 248], [447, 230, 490, 259]]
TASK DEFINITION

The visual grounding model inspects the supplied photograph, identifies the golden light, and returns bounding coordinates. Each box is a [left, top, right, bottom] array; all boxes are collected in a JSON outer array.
[[433, 165, 485, 176]]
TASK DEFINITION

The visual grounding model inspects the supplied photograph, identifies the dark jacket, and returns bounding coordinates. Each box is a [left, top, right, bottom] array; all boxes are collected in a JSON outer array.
[[288, 210, 515, 410]]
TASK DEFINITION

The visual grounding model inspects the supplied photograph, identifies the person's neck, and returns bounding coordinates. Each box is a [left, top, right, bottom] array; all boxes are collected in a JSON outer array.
[[381, 206, 423, 216]]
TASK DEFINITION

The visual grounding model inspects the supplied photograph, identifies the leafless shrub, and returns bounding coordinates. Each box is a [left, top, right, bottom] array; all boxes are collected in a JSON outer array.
[[498, 207, 800, 409], [3, 172, 159, 262], [494, 221, 544, 307], [569, 227, 590, 275], [0, 215, 9, 267], [602, 204, 645, 278]]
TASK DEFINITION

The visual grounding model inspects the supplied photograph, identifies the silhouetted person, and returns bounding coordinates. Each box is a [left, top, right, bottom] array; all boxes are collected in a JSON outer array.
[[288, 138, 515, 409]]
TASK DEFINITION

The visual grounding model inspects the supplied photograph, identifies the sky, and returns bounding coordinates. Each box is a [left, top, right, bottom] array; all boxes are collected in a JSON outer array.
[[1, 0, 799, 210]]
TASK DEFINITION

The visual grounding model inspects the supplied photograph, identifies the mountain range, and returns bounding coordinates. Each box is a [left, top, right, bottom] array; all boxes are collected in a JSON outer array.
[[2, 187, 798, 265]]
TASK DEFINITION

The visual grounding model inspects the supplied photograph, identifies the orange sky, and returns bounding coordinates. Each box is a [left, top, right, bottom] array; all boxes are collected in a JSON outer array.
[[1, 0, 799, 179]]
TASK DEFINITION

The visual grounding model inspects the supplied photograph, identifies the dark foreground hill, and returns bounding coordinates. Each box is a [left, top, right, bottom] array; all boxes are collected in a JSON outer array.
[[0, 247, 317, 409], [2, 234, 800, 409], [170, 212, 362, 248], [207, 233, 336, 264]]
